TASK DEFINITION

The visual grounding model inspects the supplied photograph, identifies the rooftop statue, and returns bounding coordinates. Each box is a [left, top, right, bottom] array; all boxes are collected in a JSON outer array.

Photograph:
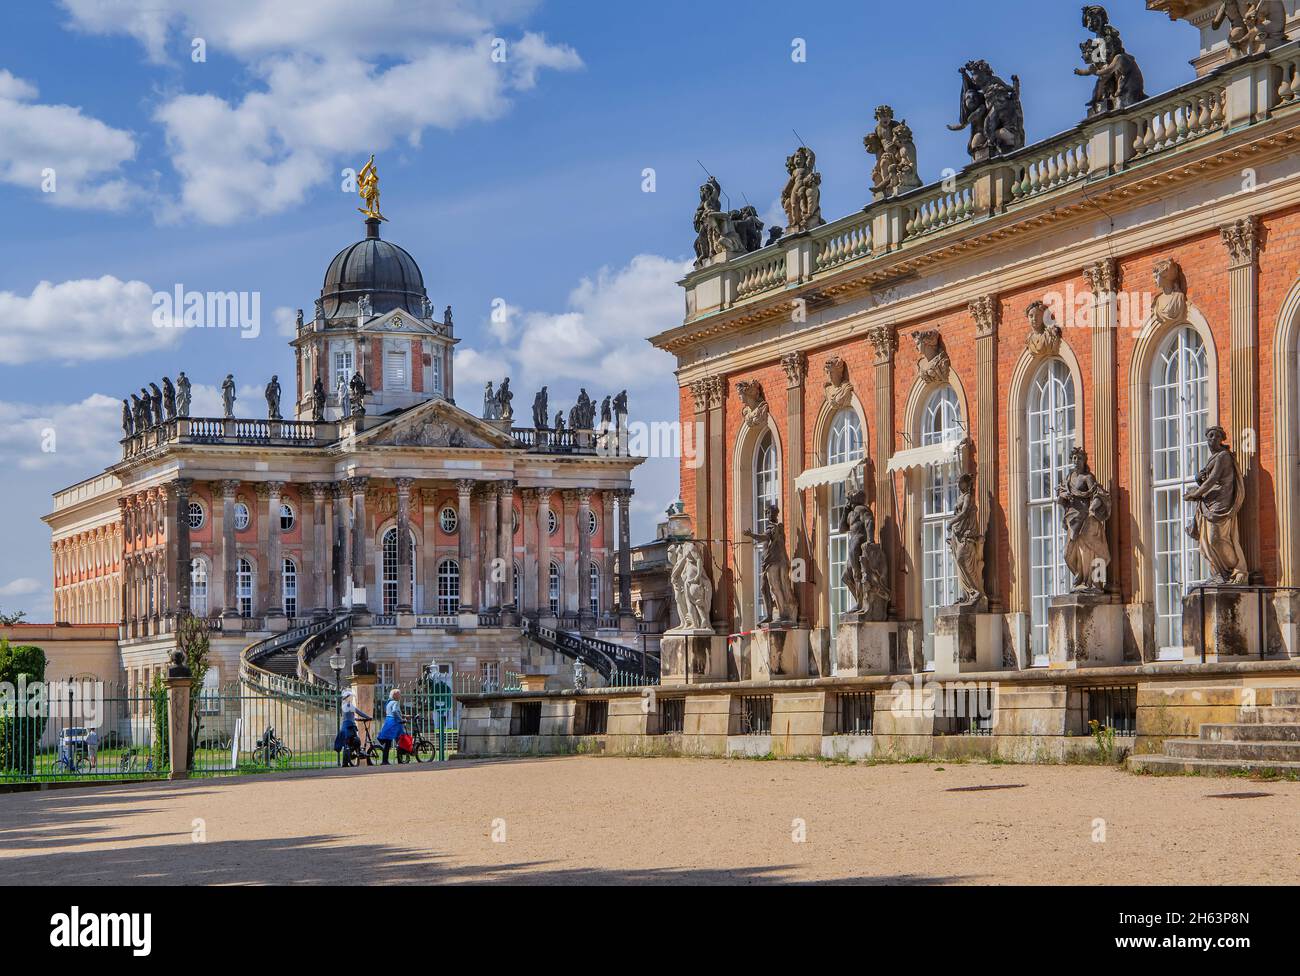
[[121, 399, 133, 439], [496, 377, 514, 423], [731, 205, 766, 253], [348, 370, 368, 418], [693, 176, 744, 268], [162, 376, 177, 421], [483, 381, 498, 420], [948, 59, 1025, 161], [176, 372, 191, 418], [613, 389, 628, 423], [1056, 447, 1112, 593], [1213, 1, 1289, 58], [864, 106, 923, 199], [1185, 426, 1249, 584], [356, 154, 387, 222], [357, 293, 373, 319], [221, 375, 236, 420], [781, 146, 825, 235], [131, 393, 146, 431], [149, 383, 163, 425], [265, 375, 282, 421], [311, 377, 326, 422], [532, 386, 549, 429], [1077, 5, 1146, 118]]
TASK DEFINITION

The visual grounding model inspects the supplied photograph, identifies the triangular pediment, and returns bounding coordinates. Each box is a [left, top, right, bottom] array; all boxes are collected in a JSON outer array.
[[354, 398, 517, 450], [359, 307, 444, 337]]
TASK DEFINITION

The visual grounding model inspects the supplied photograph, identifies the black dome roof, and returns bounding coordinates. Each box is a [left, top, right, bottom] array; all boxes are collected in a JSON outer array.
[[319, 218, 427, 319]]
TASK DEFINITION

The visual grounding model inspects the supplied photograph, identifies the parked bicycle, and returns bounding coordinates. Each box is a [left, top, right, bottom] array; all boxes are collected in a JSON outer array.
[[398, 714, 436, 764], [53, 751, 88, 775], [340, 719, 382, 768], [252, 726, 293, 765]]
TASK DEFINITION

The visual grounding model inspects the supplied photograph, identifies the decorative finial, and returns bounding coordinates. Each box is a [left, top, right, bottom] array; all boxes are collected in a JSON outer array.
[[357, 154, 387, 223]]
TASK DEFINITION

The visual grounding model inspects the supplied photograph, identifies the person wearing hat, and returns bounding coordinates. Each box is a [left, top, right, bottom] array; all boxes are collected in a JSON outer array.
[[377, 688, 406, 765], [334, 689, 371, 762]]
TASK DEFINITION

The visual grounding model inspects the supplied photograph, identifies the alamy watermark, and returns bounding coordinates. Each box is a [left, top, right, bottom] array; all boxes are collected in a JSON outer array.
[[152, 285, 261, 339]]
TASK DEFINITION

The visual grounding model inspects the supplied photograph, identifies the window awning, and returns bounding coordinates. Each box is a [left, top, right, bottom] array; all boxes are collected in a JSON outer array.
[[886, 438, 966, 474], [794, 460, 862, 492]]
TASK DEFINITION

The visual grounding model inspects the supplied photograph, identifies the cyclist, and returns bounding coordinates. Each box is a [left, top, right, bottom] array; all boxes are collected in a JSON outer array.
[[334, 690, 371, 760], [377, 688, 405, 765]]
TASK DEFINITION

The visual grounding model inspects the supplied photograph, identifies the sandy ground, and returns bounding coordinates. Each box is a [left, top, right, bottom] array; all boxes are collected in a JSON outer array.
[[1, 756, 1297, 885]]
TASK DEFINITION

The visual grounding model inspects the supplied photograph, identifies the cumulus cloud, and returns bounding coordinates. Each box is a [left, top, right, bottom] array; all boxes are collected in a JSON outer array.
[[0, 578, 41, 598], [0, 276, 180, 365], [0, 393, 121, 472], [60, 2, 581, 223], [0, 69, 138, 210]]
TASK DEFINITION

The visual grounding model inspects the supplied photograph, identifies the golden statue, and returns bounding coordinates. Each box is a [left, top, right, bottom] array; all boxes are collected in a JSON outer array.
[[357, 155, 386, 221]]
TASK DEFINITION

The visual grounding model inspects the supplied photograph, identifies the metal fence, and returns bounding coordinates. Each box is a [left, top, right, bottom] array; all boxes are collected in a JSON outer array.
[[0, 680, 167, 785], [190, 679, 343, 776]]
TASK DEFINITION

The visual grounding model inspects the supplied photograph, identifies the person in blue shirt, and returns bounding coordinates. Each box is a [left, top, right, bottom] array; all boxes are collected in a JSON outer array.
[[377, 688, 405, 765], [334, 690, 371, 760]]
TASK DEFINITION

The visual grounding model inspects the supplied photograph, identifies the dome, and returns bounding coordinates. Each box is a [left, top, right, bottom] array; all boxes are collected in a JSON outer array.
[[318, 218, 428, 319]]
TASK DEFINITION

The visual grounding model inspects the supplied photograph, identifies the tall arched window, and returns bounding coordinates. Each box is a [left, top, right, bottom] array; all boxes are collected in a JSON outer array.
[[190, 558, 209, 616], [237, 557, 253, 618], [589, 562, 600, 615], [549, 561, 561, 615], [1027, 360, 1076, 664], [826, 409, 864, 645], [921, 387, 963, 666], [282, 558, 298, 618], [752, 432, 779, 620], [437, 559, 460, 615], [512, 561, 520, 609], [381, 527, 416, 614], [1152, 326, 1211, 655]]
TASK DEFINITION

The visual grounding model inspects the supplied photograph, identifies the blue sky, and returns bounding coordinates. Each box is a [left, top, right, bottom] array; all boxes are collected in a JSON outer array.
[[0, 1, 1202, 619]]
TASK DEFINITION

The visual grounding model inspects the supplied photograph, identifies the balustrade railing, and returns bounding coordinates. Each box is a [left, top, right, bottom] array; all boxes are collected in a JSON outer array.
[[1010, 136, 1091, 201], [812, 212, 873, 273], [903, 181, 975, 240], [1130, 84, 1225, 161], [736, 252, 786, 299]]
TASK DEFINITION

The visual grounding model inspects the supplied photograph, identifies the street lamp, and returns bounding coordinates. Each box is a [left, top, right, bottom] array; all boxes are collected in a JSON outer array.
[[330, 652, 346, 741]]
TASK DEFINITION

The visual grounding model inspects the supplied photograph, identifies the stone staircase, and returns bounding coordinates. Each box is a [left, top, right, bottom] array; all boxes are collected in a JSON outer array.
[[1130, 687, 1300, 776]]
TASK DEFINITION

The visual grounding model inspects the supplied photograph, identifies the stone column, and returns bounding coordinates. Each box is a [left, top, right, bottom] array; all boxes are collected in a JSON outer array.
[[482, 485, 499, 609], [394, 478, 414, 612], [561, 490, 578, 616], [265, 481, 286, 617], [220, 480, 240, 617], [536, 487, 552, 614], [781, 351, 808, 623], [577, 488, 593, 625], [705, 377, 727, 629], [171, 479, 192, 617], [499, 481, 516, 611], [1222, 216, 1261, 578], [310, 483, 329, 615], [164, 660, 192, 781], [457, 479, 477, 612], [1083, 259, 1120, 591], [334, 482, 351, 608], [616, 488, 634, 619], [970, 297, 1001, 610], [867, 327, 899, 615], [601, 491, 616, 614], [350, 477, 369, 613], [117, 499, 130, 627]]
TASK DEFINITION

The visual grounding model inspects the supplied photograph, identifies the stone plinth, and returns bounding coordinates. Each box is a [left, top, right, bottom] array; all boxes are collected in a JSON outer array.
[[660, 630, 728, 686], [1048, 592, 1124, 669], [750, 626, 810, 682], [1182, 587, 1261, 662], [835, 615, 900, 676], [932, 605, 1004, 676]]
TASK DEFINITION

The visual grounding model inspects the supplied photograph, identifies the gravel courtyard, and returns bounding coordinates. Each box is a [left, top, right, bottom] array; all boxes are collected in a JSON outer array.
[[1, 757, 1297, 885]]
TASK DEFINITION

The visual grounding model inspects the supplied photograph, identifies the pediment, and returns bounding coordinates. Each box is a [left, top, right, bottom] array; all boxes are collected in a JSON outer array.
[[360, 307, 444, 337], [356, 398, 516, 450]]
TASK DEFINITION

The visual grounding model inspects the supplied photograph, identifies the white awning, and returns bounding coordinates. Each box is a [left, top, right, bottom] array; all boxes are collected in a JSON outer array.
[[886, 438, 966, 474], [795, 460, 862, 492]]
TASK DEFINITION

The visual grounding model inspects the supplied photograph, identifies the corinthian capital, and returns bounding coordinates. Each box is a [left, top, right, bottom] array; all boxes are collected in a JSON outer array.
[[969, 296, 1000, 338], [780, 351, 807, 389], [866, 325, 898, 365], [1082, 258, 1119, 295], [1220, 216, 1261, 268]]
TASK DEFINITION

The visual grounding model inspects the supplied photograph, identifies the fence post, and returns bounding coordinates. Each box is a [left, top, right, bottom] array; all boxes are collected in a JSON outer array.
[[165, 653, 192, 781]]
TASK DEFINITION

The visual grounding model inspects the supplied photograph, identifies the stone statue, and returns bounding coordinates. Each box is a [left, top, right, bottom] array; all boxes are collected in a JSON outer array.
[[336, 374, 349, 417], [1185, 426, 1249, 584], [1077, 6, 1146, 118], [444, 306, 454, 332], [295, 307, 304, 331], [731, 205, 766, 253], [948, 59, 1025, 161], [578, 389, 595, 429], [840, 475, 889, 620], [781, 146, 825, 235], [421, 295, 434, 320], [161, 377, 176, 421], [1056, 447, 1112, 592], [823, 356, 853, 410], [1213, 1, 1289, 58], [864, 105, 923, 199], [1025, 301, 1063, 357], [311, 377, 326, 422], [176, 372, 191, 418], [554, 410, 566, 433], [946, 473, 987, 608], [736, 380, 768, 426], [692, 176, 744, 267], [349, 370, 368, 418], [357, 293, 373, 319], [743, 502, 797, 625], [483, 381, 498, 420], [600, 395, 612, 427], [573, 659, 587, 691], [130, 393, 145, 431], [1151, 257, 1188, 326], [496, 377, 514, 422], [121, 399, 133, 438], [532, 386, 549, 429], [149, 383, 163, 425], [913, 330, 951, 385], [314, 298, 325, 322], [265, 375, 282, 420], [668, 541, 713, 632], [221, 374, 236, 419], [766, 226, 785, 247]]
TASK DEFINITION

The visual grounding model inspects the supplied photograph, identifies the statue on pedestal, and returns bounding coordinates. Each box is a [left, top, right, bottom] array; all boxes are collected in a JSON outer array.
[[946, 473, 987, 607], [1077, 5, 1146, 117], [532, 387, 549, 429], [1055, 447, 1111, 592], [496, 377, 514, 423], [176, 372, 191, 418], [731, 205, 766, 253], [693, 176, 744, 267], [840, 475, 890, 620], [311, 378, 326, 422], [948, 59, 1024, 161], [121, 399, 133, 438], [221, 374, 236, 419], [668, 540, 713, 632], [1185, 426, 1249, 584], [149, 383, 163, 425], [483, 381, 498, 420], [265, 375, 282, 420], [348, 370, 368, 418], [130, 393, 145, 431], [1213, 1, 1289, 58], [744, 502, 797, 625], [781, 146, 825, 235], [864, 105, 922, 199], [162, 377, 177, 421]]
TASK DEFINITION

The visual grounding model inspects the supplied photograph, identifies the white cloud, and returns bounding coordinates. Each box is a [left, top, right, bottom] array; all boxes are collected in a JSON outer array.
[[61, 2, 581, 224], [0, 394, 121, 472], [0, 276, 180, 365], [0, 69, 138, 210], [0, 578, 41, 598]]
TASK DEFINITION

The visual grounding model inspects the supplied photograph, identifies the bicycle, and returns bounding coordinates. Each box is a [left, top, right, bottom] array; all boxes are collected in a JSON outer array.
[[400, 714, 436, 764], [53, 751, 88, 775], [252, 726, 293, 765], [340, 719, 382, 768], [118, 749, 139, 774]]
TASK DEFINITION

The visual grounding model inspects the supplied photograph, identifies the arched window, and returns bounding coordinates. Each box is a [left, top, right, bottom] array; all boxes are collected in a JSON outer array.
[[589, 562, 601, 615], [1152, 327, 1211, 655], [752, 432, 779, 621], [237, 557, 253, 618], [190, 558, 209, 616], [512, 560, 520, 609], [1027, 360, 1076, 664], [437, 559, 460, 615], [381, 528, 416, 614], [825, 409, 864, 644], [549, 561, 561, 615], [921, 387, 963, 667], [282, 558, 297, 618]]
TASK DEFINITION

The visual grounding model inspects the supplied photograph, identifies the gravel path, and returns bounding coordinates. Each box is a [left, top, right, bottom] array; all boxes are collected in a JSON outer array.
[[1, 757, 1297, 885]]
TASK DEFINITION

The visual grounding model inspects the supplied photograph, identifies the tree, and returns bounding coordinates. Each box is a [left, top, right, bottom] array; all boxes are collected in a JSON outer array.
[[0, 608, 26, 626], [0, 640, 47, 775], [175, 614, 211, 767]]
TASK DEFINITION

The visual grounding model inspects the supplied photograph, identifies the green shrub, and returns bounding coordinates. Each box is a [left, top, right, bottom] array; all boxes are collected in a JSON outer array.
[[0, 641, 47, 775]]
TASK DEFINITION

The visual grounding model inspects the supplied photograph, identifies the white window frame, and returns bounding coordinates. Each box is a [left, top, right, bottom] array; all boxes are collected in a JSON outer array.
[[186, 501, 205, 530], [921, 388, 963, 668], [437, 559, 461, 615], [589, 562, 600, 615], [234, 502, 250, 532], [384, 341, 410, 392], [549, 561, 561, 615], [753, 433, 779, 621], [332, 342, 356, 392], [1027, 360, 1076, 666], [190, 557, 209, 617], [282, 557, 298, 619], [439, 506, 459, 534], [237, 557, 254, 618], [825, 409, 864, 648], [381, 527, 417, 614]]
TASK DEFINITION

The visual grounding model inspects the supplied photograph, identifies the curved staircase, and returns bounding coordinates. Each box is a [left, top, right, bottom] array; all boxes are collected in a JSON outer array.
[[521, 616, 659, 681], [241, 614, 352, 690], [1129, 687, 1300, 776]]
